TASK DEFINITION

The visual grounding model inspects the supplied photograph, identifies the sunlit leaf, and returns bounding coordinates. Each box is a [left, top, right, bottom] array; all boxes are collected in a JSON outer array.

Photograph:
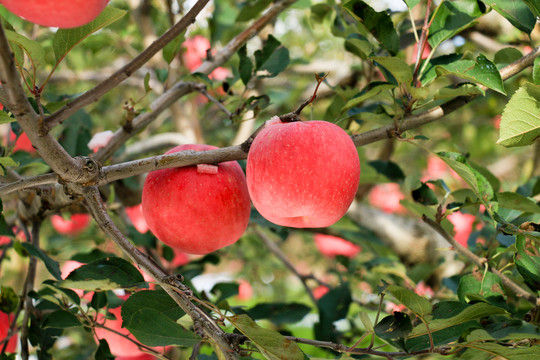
[[385, 285, 432, 318], [484, 0, 536, 34]]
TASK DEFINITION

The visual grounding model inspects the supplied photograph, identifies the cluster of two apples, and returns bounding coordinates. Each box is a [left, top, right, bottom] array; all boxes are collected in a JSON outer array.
[[142, 117, 361, 255]]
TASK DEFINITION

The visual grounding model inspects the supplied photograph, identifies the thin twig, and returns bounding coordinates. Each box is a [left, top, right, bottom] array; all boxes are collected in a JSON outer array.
[[40, 0, 211, 133], [423, 216, 538, 305]]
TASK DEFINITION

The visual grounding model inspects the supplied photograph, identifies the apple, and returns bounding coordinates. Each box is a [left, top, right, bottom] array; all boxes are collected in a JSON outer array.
[[0, 311, 17, 353], [0, 0, 109, 28], [94, 306, 148, 358], [314, 233, 361, 258], [169, 248, 190, 268], [125, 204, 149, 234], [313, 285, 329, 300], [246, 117, 360, 228], [116, 354, 156, 360], [368, 183, 406, 214], [142, 144, 251, 255], [182, 35, 230, 80], [8, 130, 35, 154], [447, 211, 476, 247], [51, 213, 91, 236], [236, 280, 253, 301]]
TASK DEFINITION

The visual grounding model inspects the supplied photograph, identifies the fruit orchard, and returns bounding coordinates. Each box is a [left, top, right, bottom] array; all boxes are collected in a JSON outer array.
[[0, 0, 540, 359]]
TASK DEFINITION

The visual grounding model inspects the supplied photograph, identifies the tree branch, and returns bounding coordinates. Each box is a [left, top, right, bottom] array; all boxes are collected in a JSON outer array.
[[40, 0, 211, 133]]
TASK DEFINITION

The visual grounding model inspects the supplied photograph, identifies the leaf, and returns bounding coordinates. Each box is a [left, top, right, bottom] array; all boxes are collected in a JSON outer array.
[[236, 0, 272, 22], [497, 82, 540, 147], [238, 45, 253, 85], [404, 0, 420, 9], [344, 82, 396, 110], [428, 0, 483, 49], [0, 114, 16, 124], [434, 83, 484, 100], [60, 257, 145, 291], [457, 272, 505, 302], [42, 309, 81, 329], [523, 0, 540, 18], [344, 33, 373, 59], [420, 53, 463, 86], [123, 308, 199, 346], [385, 285, 432, 318], [367, 160, 405, 182], [5, 30, 45, 69], [53, 7, 127, 62], [494, 47, 524, 67], [343, 0, 399, 55], [534, 57, 540, 86], [412, 182, 439, 206], [0, 286, 18, 313], [315, 284, 352, 342], [257, 47, 289, 78], [462, 342, 540, 359], [484, 0, 536, 34], [254, 35, 281, 70], [467, 321, 540, 341], [370, 56, 412, 87], [435, 55, 506, 95], [359, 312, 374, 332], [497, 192, 540, 213], [20, 243, 62, 280], [374, 312, 413, 351], [58, 110, 92, 156], [246, 302, 311, 325], [228, 314, 305, 360], [94, 339, 115, 360], [163, 34, 185, 65], [515, 235, 540, 291], [0, 157, 19, 176]]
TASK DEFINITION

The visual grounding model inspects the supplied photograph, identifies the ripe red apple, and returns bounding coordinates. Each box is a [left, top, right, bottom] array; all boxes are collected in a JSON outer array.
[[246, 117, 360, 228], [0, 311, 17, 353], [182, 36, 230, 80], [8, 130, 35, 153], [368, 183, 406, 214], [142, 144, 251, 255], [51, 213, 91, 236], [236, 280, 253, 301], [314, 233, 361, 258], [0, 0, 109, 28], [447, 212, 476, 247], [126, 204, 149, 234], [313, 285, 329, 300]]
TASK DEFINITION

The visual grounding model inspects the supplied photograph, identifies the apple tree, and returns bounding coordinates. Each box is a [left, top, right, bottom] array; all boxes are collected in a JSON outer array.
[[0, 0, 540, 359]]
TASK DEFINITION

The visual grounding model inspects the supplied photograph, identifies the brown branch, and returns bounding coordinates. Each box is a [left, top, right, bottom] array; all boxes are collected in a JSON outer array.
[[40, 0, 211, 133], [81, 185, 239, 359], [423, 216, 538, 305]]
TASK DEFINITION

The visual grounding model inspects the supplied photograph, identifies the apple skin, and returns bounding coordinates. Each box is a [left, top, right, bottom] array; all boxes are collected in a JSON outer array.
[[246, 118, 360, 228], [0, 311, 17, 353], [368, 183, 406, 214], [0, 0, 109, 28], [126, 204, 149, 234], [447, 212, 475, 247], [142, 144, 251, 255], [51, 213, 91, 236], [314, 233, 361, 258]]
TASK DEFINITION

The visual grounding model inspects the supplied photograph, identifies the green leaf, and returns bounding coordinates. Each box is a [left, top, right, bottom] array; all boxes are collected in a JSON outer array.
[[20, 243, 62, 280], [385, 285, 432, 318], [359, 312, 374, 332], [238, 45, 253, 85], [412, 182, 439, 206], [374, 312, 413, 351], [163, 34, 185, 65], [5, 30, 45, 69], [59, 110, 92, 156], [428, 0, 483, 49], [94, 339, 115, 360], [53, 7, 127, 62], [0, 286, 18, 313], [435, 55, 506, 95], [123, 306, 198, 347], [228, 314, 305, 360], [497, 82, 540, 147], [246, 302, 311, 325], [534, 57, 540, 86], [257, 47, 289, 78], [437, 152, 495, 207], [515, 235, 540, 291], [494, 47, 524, 67], [344, 82, 396, 110], [0, 157, 19, 176], [42, 309, 81, 329], [344, 33, 373, 59], [60, 257, 145, 291], [236, 0, 272, 22], [370, 56, 413, 87], [367, 160, 405, 182], [523, 0, 540, 18], [462, 342, 540, 359], [497, 192, 540, 213], [467, 321, 540, 341], [457, 272, 505, 302], [254, 35, 281, 70], [404, 0, 420, 9], [0, 114, 16, 124], [315, 284, 352, 342], [484, 0, 536, 34], [434, 83, 484, 100], [343, 0, 399, 55], [420, 53, 463, 86]]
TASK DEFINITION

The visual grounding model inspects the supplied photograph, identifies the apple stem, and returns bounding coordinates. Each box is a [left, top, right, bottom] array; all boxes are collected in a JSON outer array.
[[279, 72, 328, 123]]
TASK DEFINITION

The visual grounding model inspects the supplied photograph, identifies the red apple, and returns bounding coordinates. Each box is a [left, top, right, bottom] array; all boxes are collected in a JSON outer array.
[[116, 354, 156, 360], [314, 233, 361, 258], [8, 130, 35, 153], [313, 285, 329, 300], [142, 144, 251, 255], [94, 306, 148, 357], [237, 280, 253, 301], [0, 0, 109, 28], [246, 118, 360, 228], [126, 204, 149, 234], [0, 311, 17, 353], [182, 35, 230, 80], [447, 212, 476, 247], [169, 248, 190, 267], [368, 183, 406, 214], [51, 213, 91, 236]]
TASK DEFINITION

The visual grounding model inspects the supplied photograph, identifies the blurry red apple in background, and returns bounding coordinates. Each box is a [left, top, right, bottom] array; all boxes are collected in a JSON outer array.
[[447, 212, 476, 247], [94, 306, 149, 358], [182, 35, 230, 80], [368, 183, 406, 214], [0, 311, 17, 353], [8, 130, 35, 153], [169, 248, 190, 268], [236, 280, 253, 301], [314, 234, 361, 258], [247, 117, 360, 228], [313, 285, 329, 300], [116, 354, 156, 360], [0, 0, 109, 28], [142, 144, 251, 255], [126, 204, 149, 234], [51, 214, 91, 236]]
